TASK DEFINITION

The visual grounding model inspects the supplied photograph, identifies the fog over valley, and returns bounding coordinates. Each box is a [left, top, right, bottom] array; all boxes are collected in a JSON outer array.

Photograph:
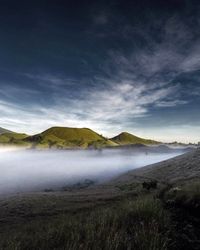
[[0, 148, 185, 195]]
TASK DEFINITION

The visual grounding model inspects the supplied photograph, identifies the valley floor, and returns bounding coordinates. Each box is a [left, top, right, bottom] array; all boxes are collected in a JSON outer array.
[[0, 149, 200, 250]]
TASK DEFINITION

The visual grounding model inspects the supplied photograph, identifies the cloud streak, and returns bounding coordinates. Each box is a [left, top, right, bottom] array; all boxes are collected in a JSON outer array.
[[0, 76, 186, 136], [0, 4, 199, 142]]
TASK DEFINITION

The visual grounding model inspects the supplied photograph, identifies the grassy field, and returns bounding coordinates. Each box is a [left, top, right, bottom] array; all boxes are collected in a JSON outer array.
[[0, 180, 199, 249], [0, 149, 199, 249], [0, 194, 169, 250]]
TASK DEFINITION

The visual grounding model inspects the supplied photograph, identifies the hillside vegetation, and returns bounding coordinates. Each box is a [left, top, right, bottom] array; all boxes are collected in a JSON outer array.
[[0, 132, 29, 146], [0, 126, 159, 149], [0, 169, 199, 249], [111, 132, 158, 145], [25, 127, 118, 149], [0, 127, 12, 134]]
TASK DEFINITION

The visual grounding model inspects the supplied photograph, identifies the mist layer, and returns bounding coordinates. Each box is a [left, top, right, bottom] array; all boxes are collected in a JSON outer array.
[[0, 148, 183, 194]]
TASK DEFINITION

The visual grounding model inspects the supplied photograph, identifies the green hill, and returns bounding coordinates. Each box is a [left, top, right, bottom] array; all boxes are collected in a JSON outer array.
[[25, 127, 118, 149], [0, 132, 29, 146], [0, 126, 159, 149], [0, 127, 12, 134], [110, 132, 158, 145]]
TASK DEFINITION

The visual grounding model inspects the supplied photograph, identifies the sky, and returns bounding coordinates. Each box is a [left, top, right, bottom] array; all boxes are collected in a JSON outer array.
[[0, 0, 199, 143]]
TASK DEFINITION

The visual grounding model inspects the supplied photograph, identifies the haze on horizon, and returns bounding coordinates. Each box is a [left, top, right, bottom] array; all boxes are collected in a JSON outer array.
[[0, 148, 183, 195], [0, 0, 199, 143]]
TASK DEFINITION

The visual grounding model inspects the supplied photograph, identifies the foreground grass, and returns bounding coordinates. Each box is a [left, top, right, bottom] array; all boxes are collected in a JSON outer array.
[[0, 195, 171, 250], [0, 181, 200, 250], [162, 181, 200, 250]]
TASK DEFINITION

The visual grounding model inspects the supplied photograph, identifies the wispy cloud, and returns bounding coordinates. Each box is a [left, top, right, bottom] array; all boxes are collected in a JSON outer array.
[[0, 11, 199, 142], [107, 15, 200, 77], [0, 76, 185, 135]]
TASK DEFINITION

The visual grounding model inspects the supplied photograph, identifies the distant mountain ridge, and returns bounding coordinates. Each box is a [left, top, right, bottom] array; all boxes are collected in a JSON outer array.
[[0, 126, 159, 149]]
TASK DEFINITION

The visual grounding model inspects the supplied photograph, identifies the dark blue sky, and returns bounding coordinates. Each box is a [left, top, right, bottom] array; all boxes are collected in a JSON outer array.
[[0, 0, 200, 142]]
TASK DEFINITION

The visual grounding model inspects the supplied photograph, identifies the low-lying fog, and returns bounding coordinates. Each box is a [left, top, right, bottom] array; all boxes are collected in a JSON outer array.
[[0, 148, 184, 195]]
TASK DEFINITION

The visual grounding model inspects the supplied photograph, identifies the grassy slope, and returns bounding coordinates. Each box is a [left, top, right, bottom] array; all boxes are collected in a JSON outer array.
[[0, 132, 29, 146], [0, 195, 172, 250], [0, 149, 199, 249], [0, 127, 12, 134], [0, 127, 160, 149], [25, 127, 118, 149], [111, 132, 159, 145], [111, 149, 200, 185]]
